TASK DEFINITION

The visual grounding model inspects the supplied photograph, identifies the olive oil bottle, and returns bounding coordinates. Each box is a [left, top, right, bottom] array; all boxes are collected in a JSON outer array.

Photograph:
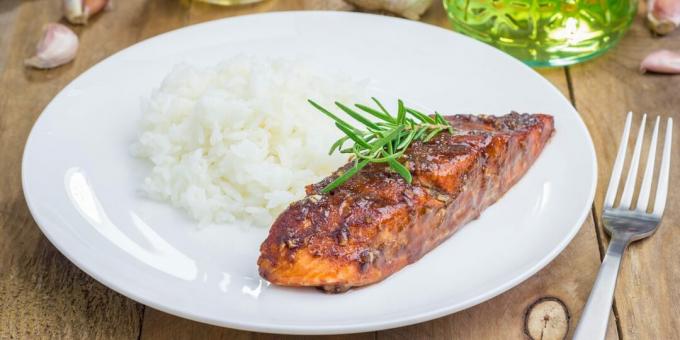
[[444, 0, 638, 67]]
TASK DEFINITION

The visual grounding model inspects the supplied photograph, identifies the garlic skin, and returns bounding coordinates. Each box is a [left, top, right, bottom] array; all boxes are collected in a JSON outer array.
[[303, 0, 355, 11], [640, 49, 680, 74], [63, 0, 110, 25], [347, 0, 433, 20], [25, 23, 79, 69], [647, 0, 680, 35]]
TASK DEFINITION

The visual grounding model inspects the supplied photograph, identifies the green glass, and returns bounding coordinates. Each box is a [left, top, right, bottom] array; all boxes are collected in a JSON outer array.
[[444, 0, 637, 67]]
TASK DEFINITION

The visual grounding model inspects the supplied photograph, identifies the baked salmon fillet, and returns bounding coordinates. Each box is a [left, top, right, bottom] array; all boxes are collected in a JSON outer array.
[[258, 112, 554, 292]]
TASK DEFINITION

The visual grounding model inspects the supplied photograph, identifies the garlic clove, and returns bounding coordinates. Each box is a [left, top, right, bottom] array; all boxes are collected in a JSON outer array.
[[347, 0, 433, 20], [84, 0, 110, 18], [63, 0, 110, 25], [640, 49, 680, 74], [302, 0, 354, 11], [63, 0, 85, 24], [25, 23, 79, 69], [647, 0, 680, 35]]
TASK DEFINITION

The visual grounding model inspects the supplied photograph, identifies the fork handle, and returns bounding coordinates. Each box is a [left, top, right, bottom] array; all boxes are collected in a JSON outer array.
[[573, 233, 630, 340]]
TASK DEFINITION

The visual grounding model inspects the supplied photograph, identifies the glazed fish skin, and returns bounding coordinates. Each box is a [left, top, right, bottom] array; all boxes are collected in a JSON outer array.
[[258, 112, 555, 292]]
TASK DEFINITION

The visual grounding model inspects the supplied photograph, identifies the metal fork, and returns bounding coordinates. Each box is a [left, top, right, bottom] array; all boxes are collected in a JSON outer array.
[[573, 113, 673, 339]]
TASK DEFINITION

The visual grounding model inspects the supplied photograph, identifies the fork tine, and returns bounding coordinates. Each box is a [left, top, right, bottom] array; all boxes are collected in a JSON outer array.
[[604, 112, 633, 209], [619, 114, 647, 209], [636, 116, 660, 212], [652, 118, 673, 217]]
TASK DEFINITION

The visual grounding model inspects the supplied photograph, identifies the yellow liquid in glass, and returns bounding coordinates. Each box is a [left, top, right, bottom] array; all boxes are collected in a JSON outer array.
[[444, 0, 637, 67]]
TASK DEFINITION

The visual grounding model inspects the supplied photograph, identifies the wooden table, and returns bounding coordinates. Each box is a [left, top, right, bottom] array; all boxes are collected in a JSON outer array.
[[1, 1, 678, 339]]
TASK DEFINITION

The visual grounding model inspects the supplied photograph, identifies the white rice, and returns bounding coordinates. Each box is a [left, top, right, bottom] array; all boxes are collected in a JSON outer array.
[[131, 56, 367, 227]]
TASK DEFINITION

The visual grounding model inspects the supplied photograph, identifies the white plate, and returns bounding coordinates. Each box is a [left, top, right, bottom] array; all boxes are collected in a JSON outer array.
[[22, 12, 596, 335]]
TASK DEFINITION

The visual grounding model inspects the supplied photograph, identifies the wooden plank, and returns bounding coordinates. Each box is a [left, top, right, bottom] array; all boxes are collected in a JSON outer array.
[[538, 69, 570, 95], [140, 309, 375, 340], [0, 0, 159, 338], [569, 1, 680, 338], [0, 0, 616, 339], [136, 0, 191, 39], [0, 0, 21, 71]]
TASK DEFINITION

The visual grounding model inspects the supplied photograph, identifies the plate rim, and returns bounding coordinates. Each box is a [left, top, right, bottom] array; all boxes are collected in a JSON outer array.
[[21, 10, 598, 335]]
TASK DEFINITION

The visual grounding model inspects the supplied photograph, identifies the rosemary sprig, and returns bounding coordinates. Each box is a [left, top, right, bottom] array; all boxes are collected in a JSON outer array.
[[308, 98, 454, 193]]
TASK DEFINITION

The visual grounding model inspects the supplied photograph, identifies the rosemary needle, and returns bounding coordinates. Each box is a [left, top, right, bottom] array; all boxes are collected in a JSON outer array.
[[308, 98, 454, 193]]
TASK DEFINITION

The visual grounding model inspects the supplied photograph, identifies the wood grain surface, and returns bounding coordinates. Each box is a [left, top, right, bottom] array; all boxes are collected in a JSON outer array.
[[0, 0, 672, 339], [0, 1, 147, 339]]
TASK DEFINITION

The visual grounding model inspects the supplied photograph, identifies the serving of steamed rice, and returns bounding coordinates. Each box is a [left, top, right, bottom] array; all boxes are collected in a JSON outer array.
[[132, 57, 367, 226]]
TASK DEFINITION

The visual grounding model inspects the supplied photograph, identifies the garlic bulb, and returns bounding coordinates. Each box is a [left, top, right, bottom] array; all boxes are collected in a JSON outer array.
[[640, 49, 680, 74], [303, 0, 355, 11], [25, 23, 79, 69], [347, 0, 433, 20], [647, 0, 680, 35], [63, 0, 110, 25]]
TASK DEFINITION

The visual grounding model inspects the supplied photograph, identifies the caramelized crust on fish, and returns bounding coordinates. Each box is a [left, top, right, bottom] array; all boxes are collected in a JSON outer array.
[[258, 112, 554, 292]]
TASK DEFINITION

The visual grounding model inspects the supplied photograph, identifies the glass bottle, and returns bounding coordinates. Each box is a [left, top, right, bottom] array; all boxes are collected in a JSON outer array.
[[444, 0, 638, 67]]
